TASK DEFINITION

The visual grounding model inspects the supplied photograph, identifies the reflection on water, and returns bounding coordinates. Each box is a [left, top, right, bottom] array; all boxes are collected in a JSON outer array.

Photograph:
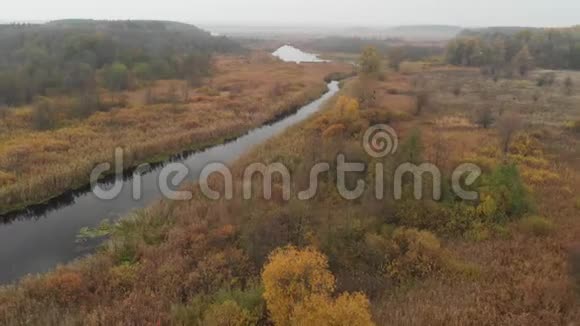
[[0, 81, 339, 284], [272, 45, 326, 63]]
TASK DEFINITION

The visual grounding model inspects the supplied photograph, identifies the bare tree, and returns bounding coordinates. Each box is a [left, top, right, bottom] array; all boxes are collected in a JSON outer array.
[[415, 90, 430, 116], [181, 81, 190, 102], [497, 112, 523, 154], [167, 84, 178, 104], [0, 102, 8, 120], [537, 72, 556, 87], [31, 98, 57, 130], [354, 77, 377, 109], [512, 45, 534, 77], [565, 76, 574, 95], [475, 106, 494, 129], [145, 87, 154, 105], [387, 47, 405, 72], [452, 83, 462, 97]]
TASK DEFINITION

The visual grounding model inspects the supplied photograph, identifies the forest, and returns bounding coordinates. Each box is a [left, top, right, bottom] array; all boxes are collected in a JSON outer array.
[[298, 36, 444, 62], [0, 20, 241, 107], [446, 26, 580, 74]]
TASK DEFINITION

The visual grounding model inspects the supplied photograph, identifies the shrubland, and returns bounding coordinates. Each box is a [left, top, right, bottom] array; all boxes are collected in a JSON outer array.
[[1, 47, 580, 325]]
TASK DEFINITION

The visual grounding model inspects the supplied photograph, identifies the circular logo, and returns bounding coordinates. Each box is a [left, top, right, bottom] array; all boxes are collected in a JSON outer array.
[[363, 124, 398, 158]]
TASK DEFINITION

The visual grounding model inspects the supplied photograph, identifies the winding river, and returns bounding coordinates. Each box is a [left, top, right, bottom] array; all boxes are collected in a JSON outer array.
[[0, 46, 337, 284]]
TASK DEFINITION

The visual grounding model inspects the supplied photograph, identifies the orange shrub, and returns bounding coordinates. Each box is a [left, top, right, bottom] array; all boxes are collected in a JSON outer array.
[[322, 123, 346, 139], [38, 271, 86, 305], [386, 228, 446, 282], [292, 293, 375, 326]]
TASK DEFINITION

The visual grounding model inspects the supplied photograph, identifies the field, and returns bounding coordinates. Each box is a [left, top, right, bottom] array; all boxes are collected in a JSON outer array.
[[370, 67, 580, 324], [1, 58, 580, 325], [0, 53, 351, 214]]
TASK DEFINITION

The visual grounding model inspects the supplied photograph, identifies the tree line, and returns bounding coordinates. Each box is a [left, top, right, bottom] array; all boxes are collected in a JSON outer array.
[[0, 20, 241, 106], [446, 26, 580, 76], [299, 37, 444, 61]]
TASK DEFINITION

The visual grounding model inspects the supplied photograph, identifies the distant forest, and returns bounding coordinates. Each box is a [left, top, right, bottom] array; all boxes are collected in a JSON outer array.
[[446, 26, 580, 73], [0, 20, 242, 106], [299, 37, 445, 61]]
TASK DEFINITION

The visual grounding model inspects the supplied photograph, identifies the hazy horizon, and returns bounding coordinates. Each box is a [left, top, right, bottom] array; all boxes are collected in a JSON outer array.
[[2, 0, 580, 28]]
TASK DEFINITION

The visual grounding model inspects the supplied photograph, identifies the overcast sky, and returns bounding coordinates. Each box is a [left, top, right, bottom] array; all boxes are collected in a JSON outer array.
[[2, 0, 580, 27]]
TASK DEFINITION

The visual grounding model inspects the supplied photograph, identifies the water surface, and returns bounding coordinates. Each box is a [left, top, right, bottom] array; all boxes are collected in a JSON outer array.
[[272, 45, 326, 63]]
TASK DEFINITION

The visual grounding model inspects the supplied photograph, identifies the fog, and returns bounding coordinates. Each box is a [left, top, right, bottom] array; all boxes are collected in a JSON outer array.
[[2, 0, 580, 27]]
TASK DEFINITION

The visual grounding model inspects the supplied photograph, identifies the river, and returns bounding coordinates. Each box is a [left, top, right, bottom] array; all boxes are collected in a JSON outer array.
[[0, 46, 337, 284]]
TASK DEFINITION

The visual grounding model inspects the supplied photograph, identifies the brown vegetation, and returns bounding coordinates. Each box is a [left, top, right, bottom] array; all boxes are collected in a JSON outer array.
[[1, 53, 580, 325]]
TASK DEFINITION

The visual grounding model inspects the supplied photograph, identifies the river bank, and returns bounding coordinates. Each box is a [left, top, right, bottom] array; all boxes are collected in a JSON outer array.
[[0, 79, 342, 284], [0, 54, 350, 216]]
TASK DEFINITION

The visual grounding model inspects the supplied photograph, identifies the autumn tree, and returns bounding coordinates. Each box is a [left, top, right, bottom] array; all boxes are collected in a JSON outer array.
[[385, 228, 445, 282], [202, 300, 254, 326], [262, 246, 374, 326], [291, 293, 374, 326], [359, 46, 382, 77], [512, 45, 534, 77], [335, 96, 360, 122], [262, 246, 335, 326]]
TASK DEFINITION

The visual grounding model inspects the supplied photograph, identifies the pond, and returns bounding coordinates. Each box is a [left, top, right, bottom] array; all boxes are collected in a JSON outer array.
[[272, 45, 326, 63]]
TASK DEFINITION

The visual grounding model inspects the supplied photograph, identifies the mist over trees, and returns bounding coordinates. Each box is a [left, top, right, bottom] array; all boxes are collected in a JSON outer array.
[[0, 20, 241, 106]]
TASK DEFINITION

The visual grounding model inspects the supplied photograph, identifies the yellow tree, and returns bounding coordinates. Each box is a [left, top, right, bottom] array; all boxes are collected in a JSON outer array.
[[335, 95, 360, 122], [291, 293, 375, 326], [262, 246, 335, 326], [202, 300, 254, 326], [344, 97, 360, 122], [359, 46, 382, 77], [262, 246, 375, 326]]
